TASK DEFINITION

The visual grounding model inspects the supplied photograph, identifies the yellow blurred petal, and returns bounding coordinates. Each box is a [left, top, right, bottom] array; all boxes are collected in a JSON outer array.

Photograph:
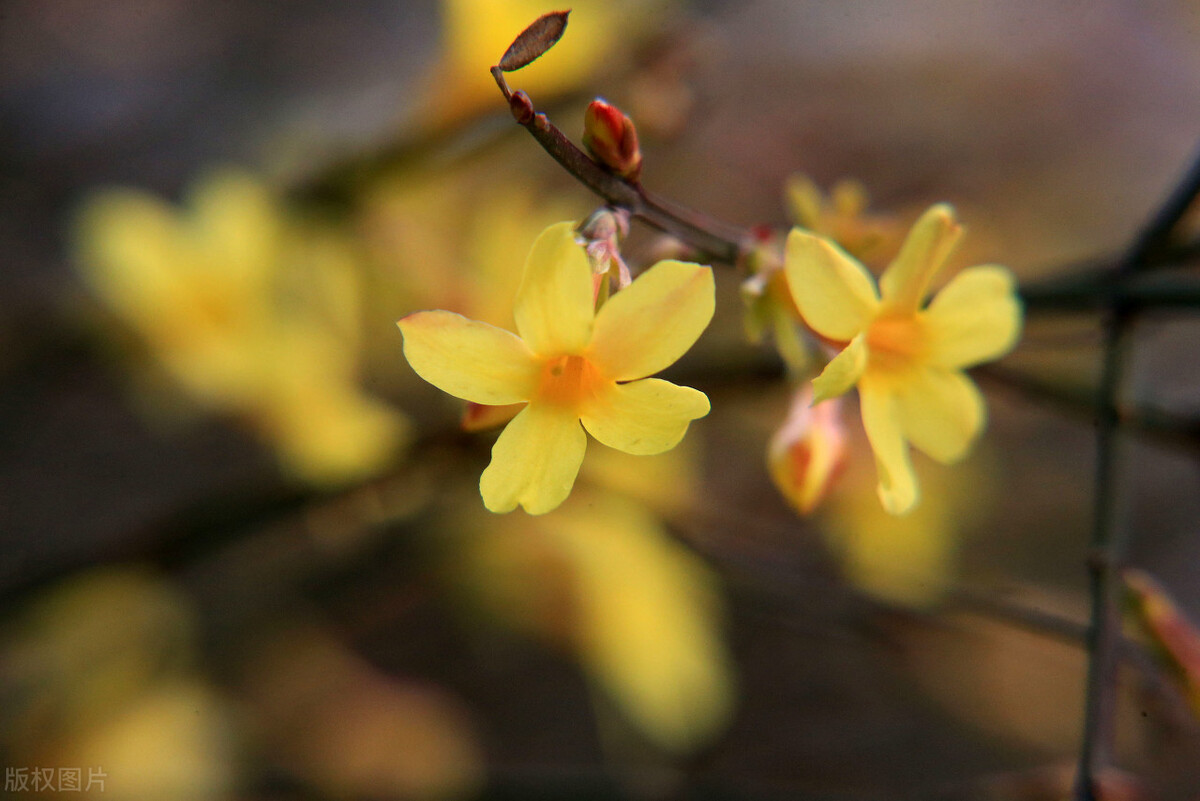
[[62, 682, 234, 800], [831, 179, 869, 218], [588, 260, 714, 381], [581, 438, 701, 516], [580, 378, 709, 456], [923, 265, 1023, 369], [73, 189, 194, 324], [879, 203, 962, 313], [188, 170, 281, 288], [513, 222, 595, 356], [825, 468, 956, 607], [812, 333, 868, 403], [894, 368, 985, 464], [859, 379, 918, 515], [480, 402, 586, 514], [784, 228, 879, 341], [550, 498, 734, 753], [268, 386, 409, 486], [784, 173, 824, 230], [398, 311, 539, 405], [770, 305, 813, 375]]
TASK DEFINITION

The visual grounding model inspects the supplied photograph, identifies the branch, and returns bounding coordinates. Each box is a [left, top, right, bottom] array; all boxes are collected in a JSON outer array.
[[491, 66, 753, 267], [1075, 140, 1200, 801]]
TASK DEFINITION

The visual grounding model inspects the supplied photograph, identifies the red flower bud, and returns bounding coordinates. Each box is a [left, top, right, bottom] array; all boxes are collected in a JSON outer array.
[[583, 98, 642, 182]]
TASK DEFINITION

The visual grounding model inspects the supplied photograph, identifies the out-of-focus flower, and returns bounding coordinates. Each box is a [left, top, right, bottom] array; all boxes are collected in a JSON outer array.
[[785, 204, 1022, 514], [399, 222, 713, 514], [73, 169, 406, 486], [767, 386, 847, 515], [785, 174, 903, 265], [1, 568, 234, 800], [243, 626, 483, 800], [454, 494, 734, 754]]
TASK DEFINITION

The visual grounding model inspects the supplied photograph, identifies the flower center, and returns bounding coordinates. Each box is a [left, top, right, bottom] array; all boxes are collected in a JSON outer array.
[[866, 314, 924, 371], [537, 354, 603, 410]]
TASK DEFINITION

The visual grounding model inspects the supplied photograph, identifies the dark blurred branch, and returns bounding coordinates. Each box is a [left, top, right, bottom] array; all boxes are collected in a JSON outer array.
[[1021, 238, 1200, 312], [976, 365, 1200, 457], [1075, 140, 1200, 801]]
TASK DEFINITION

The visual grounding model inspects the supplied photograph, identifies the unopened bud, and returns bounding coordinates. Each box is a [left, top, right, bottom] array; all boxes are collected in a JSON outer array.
[[1124, 568, 1200, 716], [767, 387, 847, 515], [578, 208, 632, 294], [583, 98, 642, 182]]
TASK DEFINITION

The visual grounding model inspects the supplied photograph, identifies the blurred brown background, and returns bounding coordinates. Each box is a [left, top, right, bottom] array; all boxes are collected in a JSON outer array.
[[2, 1, 1200, 799]]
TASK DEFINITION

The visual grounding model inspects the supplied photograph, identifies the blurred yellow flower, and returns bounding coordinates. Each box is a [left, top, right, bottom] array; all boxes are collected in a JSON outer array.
[[1, 568, 234, 800], [785, 174, 902, 265], [399, 221, 713, 514], [74, 169, 406, 486], [785, 204, 1022, 514], [456, 495, 734, 753]]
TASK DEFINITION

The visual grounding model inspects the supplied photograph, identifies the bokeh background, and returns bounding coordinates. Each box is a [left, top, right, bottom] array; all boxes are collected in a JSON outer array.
[[3, 1, 1200, 799]]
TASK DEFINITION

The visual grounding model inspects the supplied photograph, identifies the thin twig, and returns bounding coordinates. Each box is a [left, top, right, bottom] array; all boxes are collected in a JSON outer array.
[[491, 66, 754, 267], [1021, 255, 1200, 312], [975, 365, 1200, 457]]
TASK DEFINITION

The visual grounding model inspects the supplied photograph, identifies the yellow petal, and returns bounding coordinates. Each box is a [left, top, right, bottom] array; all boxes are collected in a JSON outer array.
[[549, 498, 733, 753], [923, 265, 1022, 368], [268, 384, 408, 486], [588, 260, 714, 381], [894, 368, 985, 463], [859, 379, 918, 515], [811, 333, 868, 403], [581, 378, 709, 455], [513, 222, 595, 356], [73, 189, 192, 322], [879, 203, 962, 313], [785, 174, 824, 229], [480, 403, 587, 514], [784, 228, 879, 341], [398, 311, 538, 404], [188, 170, 280, 288]]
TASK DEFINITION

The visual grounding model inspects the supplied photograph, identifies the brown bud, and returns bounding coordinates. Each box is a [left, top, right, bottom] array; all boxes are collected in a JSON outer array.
[[583, 98, 642, 182]]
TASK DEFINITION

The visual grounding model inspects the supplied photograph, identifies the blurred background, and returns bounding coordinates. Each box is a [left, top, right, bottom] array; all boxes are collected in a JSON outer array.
[[2, 1, 1200, 799]]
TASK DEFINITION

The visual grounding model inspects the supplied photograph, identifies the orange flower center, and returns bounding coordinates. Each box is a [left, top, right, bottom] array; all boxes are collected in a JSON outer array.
[[866, 314, 924, 371], [537, 354, 604, 410]]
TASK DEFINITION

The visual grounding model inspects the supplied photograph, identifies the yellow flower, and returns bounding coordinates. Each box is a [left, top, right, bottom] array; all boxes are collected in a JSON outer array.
[[399, 222, 714, 514], [784, 204, 1022, 515], [73, 170, 407, 486]]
